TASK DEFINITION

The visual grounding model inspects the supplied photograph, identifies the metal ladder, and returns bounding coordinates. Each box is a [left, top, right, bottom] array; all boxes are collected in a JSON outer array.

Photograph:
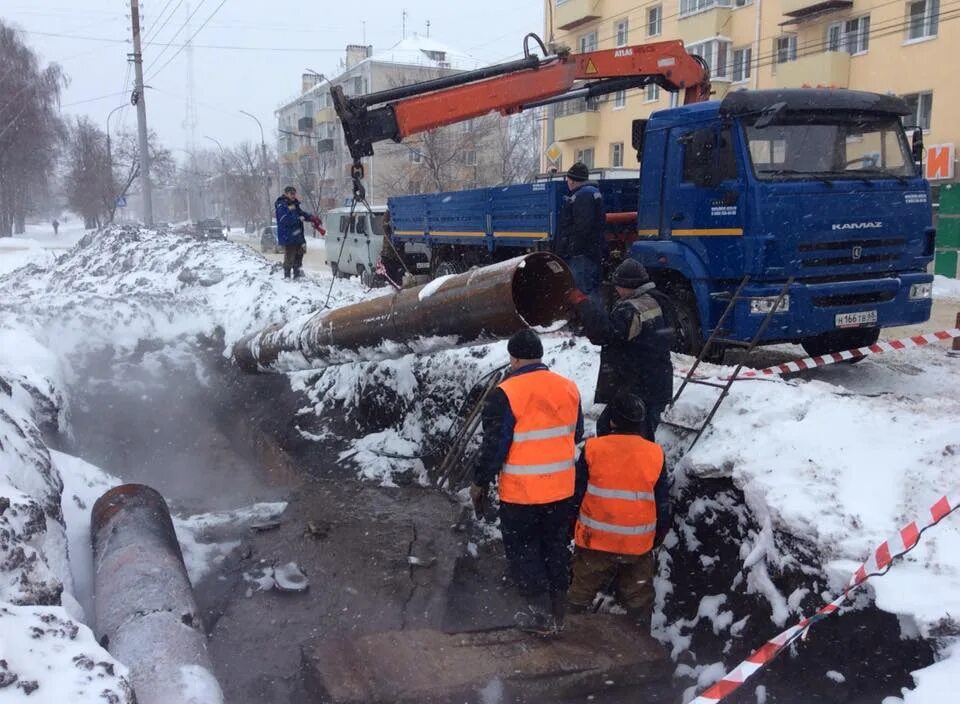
[[670, 276, 794, 450], [433, 365, 509, 491]]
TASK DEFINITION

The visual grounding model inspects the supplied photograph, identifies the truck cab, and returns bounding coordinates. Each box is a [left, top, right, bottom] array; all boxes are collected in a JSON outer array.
[[632, 89, 934, 355]]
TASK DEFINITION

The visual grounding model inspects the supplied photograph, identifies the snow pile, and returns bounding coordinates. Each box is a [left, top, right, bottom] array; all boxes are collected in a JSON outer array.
[[933, 274, 960, 300]]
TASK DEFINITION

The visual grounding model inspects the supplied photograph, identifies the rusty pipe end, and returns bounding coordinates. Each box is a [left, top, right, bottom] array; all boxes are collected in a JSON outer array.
[[91, 483, 182, 561], [510, 252, 574, 328]]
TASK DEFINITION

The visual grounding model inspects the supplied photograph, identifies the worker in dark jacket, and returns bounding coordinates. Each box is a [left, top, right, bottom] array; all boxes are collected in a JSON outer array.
[[568, 258, 673, 440], [274, 186, 318, 279], [568, 393, 670, 628], [470, 329, 584, 635], [554, 162, 606, 297]]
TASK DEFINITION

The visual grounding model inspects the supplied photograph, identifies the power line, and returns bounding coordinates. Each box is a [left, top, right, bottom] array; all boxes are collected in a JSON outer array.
[[146, 0, 228, 81], [143, 0, 209, 75], [15, 28, 369, 52], [144, 0, 184, 46]]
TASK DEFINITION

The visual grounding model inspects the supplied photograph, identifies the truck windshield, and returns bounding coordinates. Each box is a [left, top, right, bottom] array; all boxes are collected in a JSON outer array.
[[744, 114, 916, 181]]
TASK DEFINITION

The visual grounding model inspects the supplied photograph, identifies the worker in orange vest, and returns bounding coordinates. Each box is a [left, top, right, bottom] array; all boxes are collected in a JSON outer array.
[[568, 393, 670, 629], [470, 328, 583, 635]]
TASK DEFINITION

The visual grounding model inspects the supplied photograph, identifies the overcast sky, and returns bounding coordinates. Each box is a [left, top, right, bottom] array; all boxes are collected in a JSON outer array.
[[5, 0, 543, 157]]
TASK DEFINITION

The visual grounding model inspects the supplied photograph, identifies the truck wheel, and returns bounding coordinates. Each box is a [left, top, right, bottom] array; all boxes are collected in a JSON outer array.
[[659, 286, 705, 357], [434, 260, 464, 277], [801, 328, 880, 359]]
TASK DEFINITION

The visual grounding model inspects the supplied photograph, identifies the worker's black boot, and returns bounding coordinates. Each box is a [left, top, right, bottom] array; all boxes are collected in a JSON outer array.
[[283, 268, 291, 279], [550, 592, 567, 633], [293, 268, 303, 279], [515, 593, 558, 636]]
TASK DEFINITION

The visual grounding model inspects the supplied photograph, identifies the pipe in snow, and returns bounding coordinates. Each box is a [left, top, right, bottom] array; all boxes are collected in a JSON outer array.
[[233, 252, 573, 372], [91, 484, 224, 704]]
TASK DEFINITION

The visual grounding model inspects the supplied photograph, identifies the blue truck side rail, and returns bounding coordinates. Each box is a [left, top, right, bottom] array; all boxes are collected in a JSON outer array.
[[388, 179, 640, 253]]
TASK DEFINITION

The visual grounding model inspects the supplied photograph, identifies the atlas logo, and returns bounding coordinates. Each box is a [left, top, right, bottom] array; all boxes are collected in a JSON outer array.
[[832, 221, 882, 231], [613, 48, 634, 57]]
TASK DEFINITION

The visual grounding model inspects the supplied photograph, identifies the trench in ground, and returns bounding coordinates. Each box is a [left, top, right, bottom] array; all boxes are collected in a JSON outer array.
[[53, 335, 939, 703]]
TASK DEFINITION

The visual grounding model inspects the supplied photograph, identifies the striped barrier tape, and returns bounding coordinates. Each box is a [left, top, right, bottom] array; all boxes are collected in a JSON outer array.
[[673, 328, 960, 381], [689, 488, 960, 704]]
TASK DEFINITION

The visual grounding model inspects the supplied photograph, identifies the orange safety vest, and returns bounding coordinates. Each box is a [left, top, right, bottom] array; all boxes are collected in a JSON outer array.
[[498, 368, 580, 505], [574, 434, 664, 555]]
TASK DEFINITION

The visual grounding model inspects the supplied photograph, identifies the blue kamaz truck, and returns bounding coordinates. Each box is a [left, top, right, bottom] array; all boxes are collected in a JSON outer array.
[[385, 90, 935, 357]]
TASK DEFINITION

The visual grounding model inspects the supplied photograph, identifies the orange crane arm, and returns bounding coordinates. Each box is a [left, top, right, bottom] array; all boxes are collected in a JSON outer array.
[[332, 35, 710, 167]]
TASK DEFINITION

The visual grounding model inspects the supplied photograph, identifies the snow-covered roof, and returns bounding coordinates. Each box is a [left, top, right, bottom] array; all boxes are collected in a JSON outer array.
[[363, 35, 482, 71]]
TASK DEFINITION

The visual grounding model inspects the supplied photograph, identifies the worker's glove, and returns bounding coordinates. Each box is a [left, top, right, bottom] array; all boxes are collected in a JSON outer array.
[[565, 288, 588, 307], [469, 483, 488, 519], [309, 215, 326, 236]]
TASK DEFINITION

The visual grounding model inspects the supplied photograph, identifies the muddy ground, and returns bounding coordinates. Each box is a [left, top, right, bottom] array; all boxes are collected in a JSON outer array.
[[55, 336, 941, 704]]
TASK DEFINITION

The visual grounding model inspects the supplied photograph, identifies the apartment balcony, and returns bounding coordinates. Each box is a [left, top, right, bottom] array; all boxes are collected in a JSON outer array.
[[774, 51, 850, 89], [782, 0, 852, 20], [555, 0, 604, 31], [555, 111, 600, 141], [314, 106, 335, 124], [678, 8, 731, 44], [280, 151, 299, 164]]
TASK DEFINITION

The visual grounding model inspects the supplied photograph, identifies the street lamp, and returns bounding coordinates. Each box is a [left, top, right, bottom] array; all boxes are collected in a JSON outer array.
[[106, 104, 126, 167], [204, 135, 228, 226], [239, 110, 272, 227]]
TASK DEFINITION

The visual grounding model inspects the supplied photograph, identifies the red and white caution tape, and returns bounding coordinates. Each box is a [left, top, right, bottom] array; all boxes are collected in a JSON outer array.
[[689, 488, 960, 704], [738, 328, 960, 378], [674, 328, 960, 381]]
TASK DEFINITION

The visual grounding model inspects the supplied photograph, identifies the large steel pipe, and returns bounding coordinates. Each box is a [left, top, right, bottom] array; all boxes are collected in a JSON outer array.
[[234, 252, 573, 372], [92, 484, 224, 704]]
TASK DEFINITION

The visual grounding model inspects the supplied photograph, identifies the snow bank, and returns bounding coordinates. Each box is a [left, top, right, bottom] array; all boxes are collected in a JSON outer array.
[[933, 274, 960, 300]]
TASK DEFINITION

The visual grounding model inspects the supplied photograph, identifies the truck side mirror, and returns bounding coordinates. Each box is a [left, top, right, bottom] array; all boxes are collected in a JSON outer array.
[[632, 119, 648, 160], [912, 128, 924, 168]]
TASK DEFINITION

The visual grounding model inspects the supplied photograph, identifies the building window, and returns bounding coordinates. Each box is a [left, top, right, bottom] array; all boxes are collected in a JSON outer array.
[[645, 84, 660, 102], [732, 47, 752, 82], [828, 16, 870, 53], [647, 6, 662, 36], [409, 149, 422, 163], [302, 101, 313, 117], [462, 149, 477, 166], [575, 148, 595, 168], [688, 39, 731, 80], [775, 35, 798, 63], [903, 91, 933, 130], [680, 0, 732, 17], [579, 31, 598, 53], [907, 0, 939, 40], [669, 91, 680, 108], [611, 143, 624, 168], [614, 90, 627, 109], [615, 19, 630, 46]]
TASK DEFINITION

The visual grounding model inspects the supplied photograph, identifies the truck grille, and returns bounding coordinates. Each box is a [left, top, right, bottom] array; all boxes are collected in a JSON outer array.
[[798, 237, 906, 268], [812, 290, 897, 307]]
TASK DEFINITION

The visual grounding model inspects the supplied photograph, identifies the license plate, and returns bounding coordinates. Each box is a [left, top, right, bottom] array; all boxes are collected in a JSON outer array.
[[835, 310, 877, 328]]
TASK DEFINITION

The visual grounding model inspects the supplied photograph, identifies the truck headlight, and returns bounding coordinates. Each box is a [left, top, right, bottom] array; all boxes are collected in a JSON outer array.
[[750, 295, 790, 314], [909, 283, 932, 299]]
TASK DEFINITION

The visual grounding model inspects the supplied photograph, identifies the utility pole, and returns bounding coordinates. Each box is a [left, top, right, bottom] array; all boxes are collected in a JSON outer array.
[[130, 0, 153, 226], [402, 9, 407, 39]]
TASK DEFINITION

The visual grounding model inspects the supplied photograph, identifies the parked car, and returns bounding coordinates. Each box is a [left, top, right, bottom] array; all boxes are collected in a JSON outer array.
[[259, 225, 280, 253], [196, 218, 225, 240]]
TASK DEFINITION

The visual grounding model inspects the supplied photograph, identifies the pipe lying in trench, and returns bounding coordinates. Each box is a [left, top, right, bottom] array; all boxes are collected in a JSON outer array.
[[233, 252, 574, 372], [92, 484, 225, 704]]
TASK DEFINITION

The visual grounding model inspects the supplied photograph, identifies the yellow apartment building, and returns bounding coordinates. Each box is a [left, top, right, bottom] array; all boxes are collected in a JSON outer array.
[[544, 0, 958, 185]]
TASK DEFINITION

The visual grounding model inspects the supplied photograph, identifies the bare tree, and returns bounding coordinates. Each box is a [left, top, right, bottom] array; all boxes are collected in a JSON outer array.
[[490, 111, 541, 185], [0, 21, 67, 236], [106, 128, 174, 225], [225, 141, 277, 231], [64, 117, 113, 229]]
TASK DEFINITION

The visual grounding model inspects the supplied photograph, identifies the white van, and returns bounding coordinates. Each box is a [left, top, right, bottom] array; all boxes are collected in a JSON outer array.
[[324, 205, 387, 282]]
